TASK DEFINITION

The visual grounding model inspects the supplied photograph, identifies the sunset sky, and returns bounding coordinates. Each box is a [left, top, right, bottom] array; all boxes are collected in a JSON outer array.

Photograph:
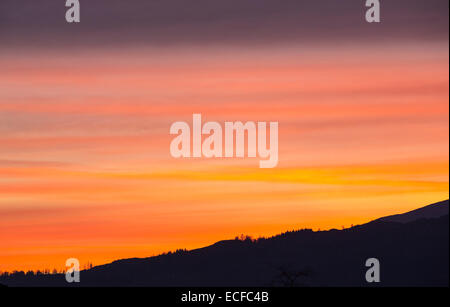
[[0, 0, 448, 272]]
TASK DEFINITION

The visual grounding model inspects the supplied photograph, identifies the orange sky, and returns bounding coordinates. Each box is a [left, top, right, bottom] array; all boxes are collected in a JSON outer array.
[[0, 43, 448, 272]]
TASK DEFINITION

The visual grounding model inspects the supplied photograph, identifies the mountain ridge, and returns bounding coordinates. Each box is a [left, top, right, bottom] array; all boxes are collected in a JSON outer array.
[[1, 199, 448, 287], [374, 199, 449, 224]]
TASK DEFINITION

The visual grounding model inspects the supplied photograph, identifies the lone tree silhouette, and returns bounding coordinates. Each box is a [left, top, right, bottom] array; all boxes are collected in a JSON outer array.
[[272, 266, 311, 287]]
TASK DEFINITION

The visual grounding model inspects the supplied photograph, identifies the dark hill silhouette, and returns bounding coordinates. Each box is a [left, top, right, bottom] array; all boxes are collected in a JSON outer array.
[[373, 199, 449, 223], [1, 200, 448, 287]]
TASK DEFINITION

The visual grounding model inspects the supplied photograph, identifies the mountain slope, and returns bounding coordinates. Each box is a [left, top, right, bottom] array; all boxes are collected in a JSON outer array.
[[375, 199, 449, 223], [1, 200, 448, 287]]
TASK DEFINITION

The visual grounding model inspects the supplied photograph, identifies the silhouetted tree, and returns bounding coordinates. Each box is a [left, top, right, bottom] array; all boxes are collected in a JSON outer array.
[[272, 266, 311, 287]]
